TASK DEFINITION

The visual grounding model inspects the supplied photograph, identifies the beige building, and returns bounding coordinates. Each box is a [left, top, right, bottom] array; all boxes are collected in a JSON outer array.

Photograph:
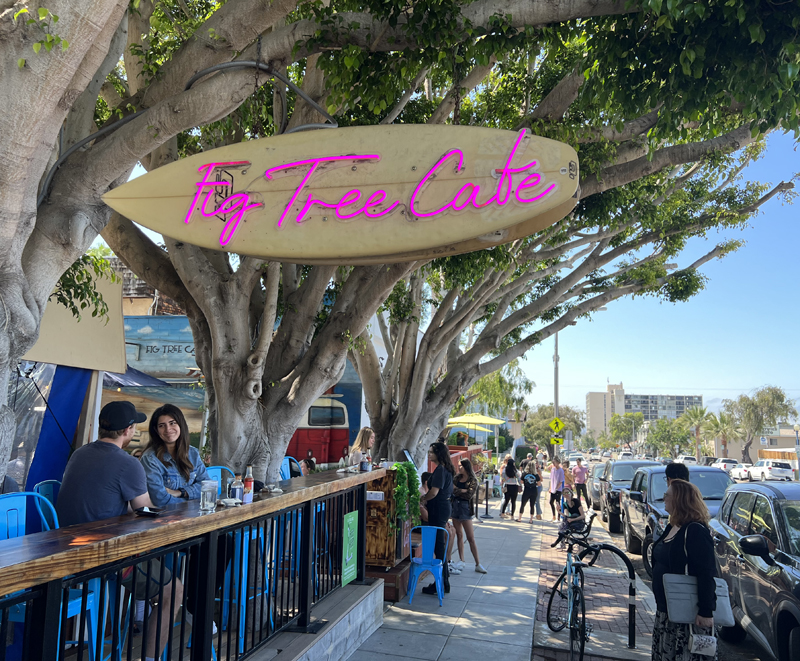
[[586, 383, 624, 437], [721, 424, 800, 461]]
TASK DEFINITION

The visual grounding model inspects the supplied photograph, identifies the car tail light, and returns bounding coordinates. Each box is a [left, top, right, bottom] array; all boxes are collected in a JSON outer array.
[[768, 466, 772, 470]]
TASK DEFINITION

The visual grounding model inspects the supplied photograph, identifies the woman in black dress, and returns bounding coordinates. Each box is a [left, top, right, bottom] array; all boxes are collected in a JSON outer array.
[[420, 441, 454, 595], [650, 479, 718, 661]]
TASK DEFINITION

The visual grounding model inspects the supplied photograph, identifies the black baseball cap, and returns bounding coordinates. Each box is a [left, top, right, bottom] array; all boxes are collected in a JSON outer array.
[[99, 401, 147, 431]]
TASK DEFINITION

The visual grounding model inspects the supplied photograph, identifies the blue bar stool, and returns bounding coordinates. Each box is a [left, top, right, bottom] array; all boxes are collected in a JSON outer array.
[[0, 492, 101, 660]]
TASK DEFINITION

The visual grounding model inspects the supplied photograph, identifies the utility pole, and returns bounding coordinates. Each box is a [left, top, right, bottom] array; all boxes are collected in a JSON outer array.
[[554, 332, 559, 419]]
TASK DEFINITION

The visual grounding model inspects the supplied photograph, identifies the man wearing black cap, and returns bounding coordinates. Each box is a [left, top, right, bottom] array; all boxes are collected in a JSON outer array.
[[58, 401, 183, 661]]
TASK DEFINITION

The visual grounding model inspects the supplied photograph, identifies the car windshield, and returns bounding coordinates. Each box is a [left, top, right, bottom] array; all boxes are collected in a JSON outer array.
[[779, 501, 800, 556], [773, 462, 792, 469], [651, 471, 733, 502], [612, 462, 654, 482]]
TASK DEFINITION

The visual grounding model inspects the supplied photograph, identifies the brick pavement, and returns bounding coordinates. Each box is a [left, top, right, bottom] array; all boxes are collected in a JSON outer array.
[[532, 474, 656, 660]]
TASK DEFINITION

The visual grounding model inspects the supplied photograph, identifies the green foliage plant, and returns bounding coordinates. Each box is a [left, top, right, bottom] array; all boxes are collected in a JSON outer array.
[[391, 461, 421, 529]]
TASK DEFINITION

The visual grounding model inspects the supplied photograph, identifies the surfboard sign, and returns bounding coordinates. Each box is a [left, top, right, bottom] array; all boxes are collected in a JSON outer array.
[[102, 125, 579, 264]]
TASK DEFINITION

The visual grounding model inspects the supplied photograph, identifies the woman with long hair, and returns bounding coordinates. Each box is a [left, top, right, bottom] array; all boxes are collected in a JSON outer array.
[[140, 404, 210, 507], [549, 457, 565, 522], [650, 479, 718, 661], [348, 426, 375, 466], [451, 458, 487, 573], [420, 441, 455, 595], [517, 458, 542, 522], [500, 457, 521, 519]]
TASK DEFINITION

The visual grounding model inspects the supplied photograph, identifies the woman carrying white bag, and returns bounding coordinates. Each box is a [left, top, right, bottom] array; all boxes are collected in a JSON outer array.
[[650, 479, 730, 660]]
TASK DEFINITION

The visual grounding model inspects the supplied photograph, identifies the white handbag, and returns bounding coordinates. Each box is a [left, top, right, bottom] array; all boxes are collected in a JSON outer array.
[[661, 523, 735, 628], [688, 625, 718, 656]]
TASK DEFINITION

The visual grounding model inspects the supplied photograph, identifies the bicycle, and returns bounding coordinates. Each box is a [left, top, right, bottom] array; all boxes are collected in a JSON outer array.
[[546, 512, 599, 661]]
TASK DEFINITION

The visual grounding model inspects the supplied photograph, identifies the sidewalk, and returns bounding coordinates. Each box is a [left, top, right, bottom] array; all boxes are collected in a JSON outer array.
[[349, 479, 656, 661]]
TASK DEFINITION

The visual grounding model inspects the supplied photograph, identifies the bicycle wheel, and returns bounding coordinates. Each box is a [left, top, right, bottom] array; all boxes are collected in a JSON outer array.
[[569, 585, 586, 661], [546, 567, 584, 632]]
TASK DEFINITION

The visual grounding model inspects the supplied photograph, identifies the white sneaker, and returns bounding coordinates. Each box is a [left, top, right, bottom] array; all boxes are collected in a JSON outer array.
[[184, 612, 218, 635], [454, 560, 466, 571], [448, 562, 462, 575], [475, 564, 488, 574]]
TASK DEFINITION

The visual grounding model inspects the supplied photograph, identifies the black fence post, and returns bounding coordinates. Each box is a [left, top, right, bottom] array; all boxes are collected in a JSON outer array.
[[297, 500, 314, 628], [25, 579, 61, 661], [356, 482, 367, 582], [480, 479, 493, 519], [191, 530, 219, 661]]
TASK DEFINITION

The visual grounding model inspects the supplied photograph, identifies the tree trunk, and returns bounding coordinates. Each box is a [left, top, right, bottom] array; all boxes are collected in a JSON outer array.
[[742, 434, 753, 464]]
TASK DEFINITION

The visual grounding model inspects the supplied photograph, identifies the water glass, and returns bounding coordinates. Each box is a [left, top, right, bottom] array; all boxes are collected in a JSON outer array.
[[200, 480, 218, 511]]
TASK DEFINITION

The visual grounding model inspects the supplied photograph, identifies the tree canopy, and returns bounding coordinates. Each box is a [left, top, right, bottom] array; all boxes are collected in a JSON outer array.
[[3, 0, 800, 479], [645, 418, 692, 458], [522, 403, 584, 458], [722, 387, 798, 463], [608, 412, 644, 448]]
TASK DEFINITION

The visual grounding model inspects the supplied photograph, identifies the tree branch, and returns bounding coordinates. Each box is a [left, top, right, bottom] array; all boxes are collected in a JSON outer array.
[[516, 66, 585, 128], [428, 57, 497, 125], [380, 67, 429, 124]]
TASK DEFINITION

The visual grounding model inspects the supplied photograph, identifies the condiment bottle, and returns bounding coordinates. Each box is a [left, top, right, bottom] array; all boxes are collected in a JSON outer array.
[[230, 474, 244, 501], [243, 465, 254, 504]]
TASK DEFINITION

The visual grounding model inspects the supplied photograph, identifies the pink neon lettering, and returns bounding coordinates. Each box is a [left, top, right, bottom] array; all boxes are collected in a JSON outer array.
[[199, 192, 263, 246], [264, 155, 381, 226], [409, 129, 554, 217], [184, 161, 249, 224]]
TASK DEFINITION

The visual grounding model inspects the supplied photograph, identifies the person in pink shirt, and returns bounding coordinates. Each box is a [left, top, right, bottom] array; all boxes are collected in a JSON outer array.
[[548, 457, 565, 522], [571, 458, 590, 507]]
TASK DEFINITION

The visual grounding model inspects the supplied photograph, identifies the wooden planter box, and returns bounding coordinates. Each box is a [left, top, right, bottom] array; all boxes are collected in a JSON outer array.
[[366, 559, 411, 602], [365, 470, 412, 568]]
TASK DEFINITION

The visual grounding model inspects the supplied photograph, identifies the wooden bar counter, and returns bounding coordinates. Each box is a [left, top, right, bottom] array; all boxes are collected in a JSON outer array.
[[0, 469, 383, 597]]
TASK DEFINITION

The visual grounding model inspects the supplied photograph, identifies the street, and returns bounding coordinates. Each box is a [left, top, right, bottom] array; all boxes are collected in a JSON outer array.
[[569, 458, 768, 661]]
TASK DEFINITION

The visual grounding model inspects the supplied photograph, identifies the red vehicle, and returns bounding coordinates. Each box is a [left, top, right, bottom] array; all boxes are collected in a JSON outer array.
[[286, 396, 350, 465]]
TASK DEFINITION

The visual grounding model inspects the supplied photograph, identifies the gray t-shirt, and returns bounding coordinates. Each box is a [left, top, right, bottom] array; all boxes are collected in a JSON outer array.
[[57, 441, 147, 527]]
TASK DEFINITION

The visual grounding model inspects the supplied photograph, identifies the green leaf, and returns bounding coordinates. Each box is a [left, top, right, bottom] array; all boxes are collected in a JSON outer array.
[[44, 40, 53, 51], [344, 55, 355, 68], [650, 0, 663, 14], [61, 39, 69, 51], [37, 7, 48, 19], [748, 23, 765, 44], [51, 14, 58, 22], [13, 8, 28, 21], [17, 58, 25, 69], [32, 42, 41, 53]]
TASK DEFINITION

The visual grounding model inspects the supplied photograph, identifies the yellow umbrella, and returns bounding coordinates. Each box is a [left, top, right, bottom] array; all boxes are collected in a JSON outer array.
[[448, 413, 506, 425], [450, 424, 493, 433]]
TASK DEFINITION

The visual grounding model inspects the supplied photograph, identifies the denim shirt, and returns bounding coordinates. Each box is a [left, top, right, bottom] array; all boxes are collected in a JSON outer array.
[[141, 446, 210, 507]]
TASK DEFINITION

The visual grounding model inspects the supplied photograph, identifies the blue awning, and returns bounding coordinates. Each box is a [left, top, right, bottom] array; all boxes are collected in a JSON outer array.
[[103, 365, 170, 388]]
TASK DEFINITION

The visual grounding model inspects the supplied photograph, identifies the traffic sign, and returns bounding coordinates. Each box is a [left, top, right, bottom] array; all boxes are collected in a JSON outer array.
[[760, 436, 768, 446], [551, 436, 563, 445], [549, 418, 565, 434]]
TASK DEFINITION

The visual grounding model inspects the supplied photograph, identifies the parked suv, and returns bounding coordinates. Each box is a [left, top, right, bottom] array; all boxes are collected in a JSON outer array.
[[710, 482, 800, 660], [620, 465, 733, 576], [750, 459, 793, 481], [598, 459, 659, 533], [676, 455, 698, 465], [587, 462, 606, 511]]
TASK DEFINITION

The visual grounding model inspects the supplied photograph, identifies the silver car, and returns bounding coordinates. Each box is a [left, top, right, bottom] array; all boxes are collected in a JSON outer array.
[[588, 462, 606, 510]]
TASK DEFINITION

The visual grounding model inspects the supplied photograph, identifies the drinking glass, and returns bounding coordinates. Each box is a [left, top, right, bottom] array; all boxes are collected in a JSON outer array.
[[200, 480, 218, 511]]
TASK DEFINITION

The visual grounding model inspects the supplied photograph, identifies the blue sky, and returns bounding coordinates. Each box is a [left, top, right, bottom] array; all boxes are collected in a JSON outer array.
[[519, 132, 800, 414]]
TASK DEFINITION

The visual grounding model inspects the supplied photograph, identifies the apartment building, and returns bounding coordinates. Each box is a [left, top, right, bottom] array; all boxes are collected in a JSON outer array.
[[586, 382, 703, 436]]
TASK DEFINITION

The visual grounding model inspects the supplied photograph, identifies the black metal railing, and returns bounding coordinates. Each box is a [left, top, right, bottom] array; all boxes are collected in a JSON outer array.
[[0, 479, 367, 661]]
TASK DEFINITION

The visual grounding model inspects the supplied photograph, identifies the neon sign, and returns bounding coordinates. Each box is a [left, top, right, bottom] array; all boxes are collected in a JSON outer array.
[[183, 129, 557, 246]]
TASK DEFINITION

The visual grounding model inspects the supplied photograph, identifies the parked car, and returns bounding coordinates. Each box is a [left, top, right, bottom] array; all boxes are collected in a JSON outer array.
[[712, 458, 740, 474], [589, 451, 602, 462], [750, 459, 794, 481], [676, 455, 698, 465], [710, 482, 800, 660], [656, 456, 673, 465], [620, 465, 733, 576], [602, 451, 611, 458], [587, 463, 606, 511], [702, 456, 719, 466], [598, 459, 659, 533], [730, 463, 753, 480], [618, 451, 633, 460]]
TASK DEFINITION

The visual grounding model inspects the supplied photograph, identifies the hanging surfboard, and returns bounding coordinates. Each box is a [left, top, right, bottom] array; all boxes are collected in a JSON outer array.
[[102, 125, 579, 264]]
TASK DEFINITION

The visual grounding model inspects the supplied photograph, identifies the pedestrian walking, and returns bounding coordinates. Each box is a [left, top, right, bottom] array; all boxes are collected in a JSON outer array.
[[517, 459, 542, 522], [571, 458, 589, 507], [549, 457, 565, 522], [520, 452, 533, 470], [420, 442, 454, 595], [650, 480, 718, 661], [451, 459, 487, 574], [500, 457, 521, 518], [536, 449, 545, 470], [562, 458, 575, 490]]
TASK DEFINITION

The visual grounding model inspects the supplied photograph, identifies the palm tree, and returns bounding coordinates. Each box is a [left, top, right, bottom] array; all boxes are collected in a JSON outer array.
[[702, 412, 742, 459], [678, 406, 711, 461]]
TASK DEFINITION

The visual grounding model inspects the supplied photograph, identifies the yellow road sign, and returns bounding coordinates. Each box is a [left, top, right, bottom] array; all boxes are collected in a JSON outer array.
[[549, 417, 565, 434], [550, 436, 563, 445]]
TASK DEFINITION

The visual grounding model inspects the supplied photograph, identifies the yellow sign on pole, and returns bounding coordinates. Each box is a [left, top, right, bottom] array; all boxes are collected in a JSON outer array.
[[550, 436, 563, 445], [549, 418, 565, 434]]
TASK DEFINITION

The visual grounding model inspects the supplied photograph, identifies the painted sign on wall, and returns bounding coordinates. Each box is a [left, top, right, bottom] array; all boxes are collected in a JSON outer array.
[[103, 125, 579, 264]]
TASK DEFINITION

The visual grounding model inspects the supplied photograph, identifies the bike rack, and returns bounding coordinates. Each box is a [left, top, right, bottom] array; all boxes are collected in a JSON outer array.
[[580, 542, 637, 649]]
